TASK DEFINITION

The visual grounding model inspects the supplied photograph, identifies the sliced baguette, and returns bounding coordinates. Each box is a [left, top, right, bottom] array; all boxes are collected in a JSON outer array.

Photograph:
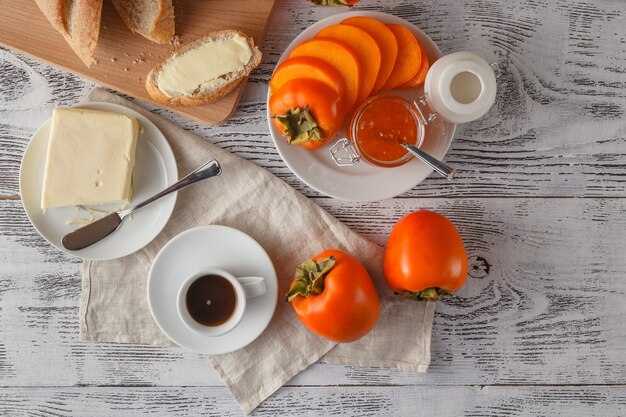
[[34, 0, 103, 67], [145, 30, 262, 107], [111, 0, 174, 44]]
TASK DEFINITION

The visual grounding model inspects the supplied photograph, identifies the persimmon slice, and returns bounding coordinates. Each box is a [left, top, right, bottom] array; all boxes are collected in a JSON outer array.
[[383, 24, 422, 90], [315, 24, 380, 105], [398, 47, 430, 89], [270, 56, 346, 104], [341, 16, 397, 93], [289, 38, 361, 112]]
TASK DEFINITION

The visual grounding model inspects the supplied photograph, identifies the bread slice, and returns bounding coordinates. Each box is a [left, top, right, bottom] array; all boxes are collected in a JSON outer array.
[[111, 0, 174, 44], [34, 0, 103, 67], [145, 30, 262, 106]]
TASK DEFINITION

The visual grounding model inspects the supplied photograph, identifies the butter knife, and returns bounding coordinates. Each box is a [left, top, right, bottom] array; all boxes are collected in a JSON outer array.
[[62, 159, 222, 251]]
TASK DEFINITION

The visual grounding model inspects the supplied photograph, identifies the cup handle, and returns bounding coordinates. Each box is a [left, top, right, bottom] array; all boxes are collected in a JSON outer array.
[[238, 276, 267, 299]]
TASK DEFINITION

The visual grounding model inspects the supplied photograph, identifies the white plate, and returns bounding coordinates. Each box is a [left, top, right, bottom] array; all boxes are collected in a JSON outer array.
[[147, 226, 278, 354], [19, 102, 178, 260], [267, 11, 457, 201]]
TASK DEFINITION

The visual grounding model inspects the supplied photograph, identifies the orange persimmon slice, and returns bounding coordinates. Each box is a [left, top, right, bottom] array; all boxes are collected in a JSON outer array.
[[289, 38, 361, 112], [397, 47, 430, 89], [315, 24, 381, 105], [341, 16, 397, 93], [270, 56, 346, 104], [382, 24, 422, 90]]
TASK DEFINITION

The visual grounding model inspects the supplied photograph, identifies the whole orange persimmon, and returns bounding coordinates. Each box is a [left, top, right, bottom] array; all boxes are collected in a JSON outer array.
[[384, 210, 468, 300], [287, 249, 380, 342], [269, 79, 344, 149]]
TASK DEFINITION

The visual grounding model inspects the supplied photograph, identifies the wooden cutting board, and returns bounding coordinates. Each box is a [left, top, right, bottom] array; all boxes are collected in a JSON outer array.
[[0, 0, 276, 125]]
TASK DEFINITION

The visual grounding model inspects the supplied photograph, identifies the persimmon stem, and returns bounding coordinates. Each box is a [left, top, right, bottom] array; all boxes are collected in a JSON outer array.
[[402, 287, 452, 301], [307, 0, 353, 5], [273, 106, 324, 145], [286, 256, 336, 302]]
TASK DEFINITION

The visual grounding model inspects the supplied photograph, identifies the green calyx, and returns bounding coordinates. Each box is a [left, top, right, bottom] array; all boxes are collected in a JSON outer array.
[[273, 106, 324, 145], [286, 256, 336, 302], [401, 287, 452, 301], [307, 0, 352, 5]]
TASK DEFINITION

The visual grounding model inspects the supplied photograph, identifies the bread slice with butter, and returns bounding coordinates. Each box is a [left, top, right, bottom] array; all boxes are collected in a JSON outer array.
[[34, 0, 103, 67], [145, 30, 262, 106], [111, 0, 174, 44]]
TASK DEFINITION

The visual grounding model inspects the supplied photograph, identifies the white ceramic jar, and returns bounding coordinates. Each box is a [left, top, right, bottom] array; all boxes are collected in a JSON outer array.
[[424, 51, 498, 124]]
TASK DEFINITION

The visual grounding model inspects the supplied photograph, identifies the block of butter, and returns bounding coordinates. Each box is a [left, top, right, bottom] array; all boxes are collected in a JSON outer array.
[[41, 108, 139, 210]]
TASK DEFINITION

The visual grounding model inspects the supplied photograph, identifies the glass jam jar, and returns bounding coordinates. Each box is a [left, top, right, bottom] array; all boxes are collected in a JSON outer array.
[[348, 94, 425, 168], [330, 93, 435, 168]]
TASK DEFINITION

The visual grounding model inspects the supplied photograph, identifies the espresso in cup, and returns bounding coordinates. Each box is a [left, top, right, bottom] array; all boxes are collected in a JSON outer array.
[[177, 267, 267, 337], [186, 274, 237, 326]]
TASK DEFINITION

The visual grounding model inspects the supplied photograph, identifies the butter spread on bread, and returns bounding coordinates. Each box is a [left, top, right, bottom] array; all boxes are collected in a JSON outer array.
[[146, 30, 262, 106], [157, 35, 252, 97]]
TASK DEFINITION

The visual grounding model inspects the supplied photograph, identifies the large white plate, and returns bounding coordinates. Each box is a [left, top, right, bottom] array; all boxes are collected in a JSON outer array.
[[19, 102, 178, 260], [267, 11, 457, 201], [147, 225, 278, 354]]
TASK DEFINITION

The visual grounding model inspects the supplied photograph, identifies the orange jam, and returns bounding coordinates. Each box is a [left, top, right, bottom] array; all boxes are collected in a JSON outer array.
[[350, 95, 420, 167]]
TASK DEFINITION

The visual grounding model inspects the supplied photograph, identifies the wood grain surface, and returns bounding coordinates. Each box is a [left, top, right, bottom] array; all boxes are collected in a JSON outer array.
[[1, 386, 626, 416], [1, 0, 625, 415], [0, 0, 276, 125]]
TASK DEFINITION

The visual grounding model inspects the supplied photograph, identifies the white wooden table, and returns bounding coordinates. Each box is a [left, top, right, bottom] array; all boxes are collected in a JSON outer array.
[[1, 1, 625, 415]]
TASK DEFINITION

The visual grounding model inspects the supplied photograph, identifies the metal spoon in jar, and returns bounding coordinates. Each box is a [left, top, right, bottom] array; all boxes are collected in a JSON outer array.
[[397, 139, 457, 180]]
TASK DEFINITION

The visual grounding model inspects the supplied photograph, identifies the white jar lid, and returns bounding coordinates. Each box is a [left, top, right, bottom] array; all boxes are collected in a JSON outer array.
[[424, 52, 497, 124]]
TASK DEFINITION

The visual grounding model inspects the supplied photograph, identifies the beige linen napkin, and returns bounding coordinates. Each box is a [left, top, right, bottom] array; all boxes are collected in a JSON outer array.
[[79, 88, 434, 414]]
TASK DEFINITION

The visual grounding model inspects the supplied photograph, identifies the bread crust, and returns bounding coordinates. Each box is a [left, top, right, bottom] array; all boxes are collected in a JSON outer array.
[[145, 30, 262, 107], [149, 2, 175, 44], [34, 0, 102, 67], [111, 0, 174, 44]]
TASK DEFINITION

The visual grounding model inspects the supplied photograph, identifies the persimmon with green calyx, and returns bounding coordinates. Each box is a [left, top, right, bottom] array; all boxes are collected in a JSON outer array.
[[287, 249, 380, 343], [308, 0, 360, 6], [384, 210, 468, 301], [270, 79, 344, 149]]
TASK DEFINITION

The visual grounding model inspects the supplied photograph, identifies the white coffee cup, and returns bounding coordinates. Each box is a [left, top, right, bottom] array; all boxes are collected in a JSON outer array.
[[177, 267, 266, 337]]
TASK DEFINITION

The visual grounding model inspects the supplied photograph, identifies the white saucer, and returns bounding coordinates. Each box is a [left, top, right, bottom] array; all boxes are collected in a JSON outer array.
[[19, 102, 178, 260], [147, 225, 278, 355], [267, 11, 457, 201]]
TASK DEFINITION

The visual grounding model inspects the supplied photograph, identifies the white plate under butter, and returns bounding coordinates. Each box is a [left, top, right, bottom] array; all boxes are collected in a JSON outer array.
[[147, 225, 278, 354], [267, 11, 457, 201], [20, 102, 178, 260]]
